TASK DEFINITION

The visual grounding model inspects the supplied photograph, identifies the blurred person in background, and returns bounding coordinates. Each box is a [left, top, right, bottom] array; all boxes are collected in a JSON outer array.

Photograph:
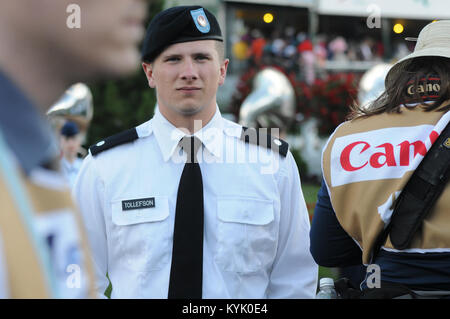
[[310, 20, 450, 298], [59, 121, 84, 188], [0, 0, 148, 298]]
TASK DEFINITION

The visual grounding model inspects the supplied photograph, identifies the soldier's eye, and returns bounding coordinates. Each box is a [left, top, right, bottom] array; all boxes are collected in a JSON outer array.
[[165, 56, 181, 62], [195, 54, 209, 61]]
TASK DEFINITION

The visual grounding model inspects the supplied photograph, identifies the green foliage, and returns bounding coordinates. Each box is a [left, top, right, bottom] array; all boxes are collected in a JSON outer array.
[[318, 267, 339, 285], [84, 0, 164, 147], [86, 74, 156, 147], [290, 148, 309, 178]]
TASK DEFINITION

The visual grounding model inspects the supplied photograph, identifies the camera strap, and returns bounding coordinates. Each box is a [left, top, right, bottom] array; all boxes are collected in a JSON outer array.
[[371, 120, 450, 261]]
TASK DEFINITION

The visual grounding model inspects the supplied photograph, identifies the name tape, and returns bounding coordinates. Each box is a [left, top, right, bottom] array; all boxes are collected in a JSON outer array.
[[122, 197, 155, 211]]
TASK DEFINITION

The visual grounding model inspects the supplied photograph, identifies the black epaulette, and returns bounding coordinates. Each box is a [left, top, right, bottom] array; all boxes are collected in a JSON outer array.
[[240, 127, 289, 157], [89, 128, 138, 156]]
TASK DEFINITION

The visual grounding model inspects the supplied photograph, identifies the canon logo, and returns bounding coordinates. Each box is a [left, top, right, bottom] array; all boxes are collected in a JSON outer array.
[[340, 130, 439, 171], [407, 83, 441, 95]]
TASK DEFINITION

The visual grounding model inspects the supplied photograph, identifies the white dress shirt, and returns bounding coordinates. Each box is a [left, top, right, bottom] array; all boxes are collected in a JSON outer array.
[[73, 105, 318, 298]]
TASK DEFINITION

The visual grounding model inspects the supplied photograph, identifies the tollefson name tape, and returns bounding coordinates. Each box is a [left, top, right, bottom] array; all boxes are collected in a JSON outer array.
[[122, 197, 155, 211]]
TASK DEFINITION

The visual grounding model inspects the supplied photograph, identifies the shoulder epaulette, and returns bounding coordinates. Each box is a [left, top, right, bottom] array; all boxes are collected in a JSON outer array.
[[240, 127, 289, 157], [89, 128, 138, 156]]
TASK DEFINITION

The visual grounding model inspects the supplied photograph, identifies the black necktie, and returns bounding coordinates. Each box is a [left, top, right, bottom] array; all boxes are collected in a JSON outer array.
[[168, 136, 204, 299]]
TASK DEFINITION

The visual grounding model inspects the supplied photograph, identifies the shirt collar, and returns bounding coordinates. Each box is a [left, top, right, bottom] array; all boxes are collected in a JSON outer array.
[[0, 71, 59, 174], [152, 104, 224, 162]]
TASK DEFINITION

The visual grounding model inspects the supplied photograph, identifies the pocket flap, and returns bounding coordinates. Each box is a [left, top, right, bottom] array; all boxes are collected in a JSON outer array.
[[112, 196, 169, 226], [217, 197, 274, 225]]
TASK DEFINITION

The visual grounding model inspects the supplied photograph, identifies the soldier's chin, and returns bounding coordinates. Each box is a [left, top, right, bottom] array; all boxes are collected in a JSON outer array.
[[178, 105, 203, 116]]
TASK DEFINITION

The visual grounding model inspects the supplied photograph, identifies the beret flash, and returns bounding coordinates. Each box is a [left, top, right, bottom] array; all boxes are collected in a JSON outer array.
[[141, 6, 223, 63]]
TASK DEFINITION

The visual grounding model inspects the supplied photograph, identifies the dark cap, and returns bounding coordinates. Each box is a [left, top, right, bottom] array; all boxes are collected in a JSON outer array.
[[141, 6, 223, 62], [60, 121, 79, 138]]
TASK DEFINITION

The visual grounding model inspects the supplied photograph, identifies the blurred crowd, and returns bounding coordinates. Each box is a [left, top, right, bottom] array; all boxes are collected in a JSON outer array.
[[232, 27, 413, 84]]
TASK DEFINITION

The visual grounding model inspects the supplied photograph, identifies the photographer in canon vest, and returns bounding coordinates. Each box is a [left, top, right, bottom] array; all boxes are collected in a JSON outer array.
[[310, 20, 450, 298]]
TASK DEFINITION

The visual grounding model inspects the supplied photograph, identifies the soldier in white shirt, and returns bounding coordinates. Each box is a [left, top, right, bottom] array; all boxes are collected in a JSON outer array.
[[73, 5, 318, 299]]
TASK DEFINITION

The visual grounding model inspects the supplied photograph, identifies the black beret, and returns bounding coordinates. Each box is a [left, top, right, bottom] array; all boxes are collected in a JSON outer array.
[[60, 121, 79, 137], [141, 6, 223, 62]]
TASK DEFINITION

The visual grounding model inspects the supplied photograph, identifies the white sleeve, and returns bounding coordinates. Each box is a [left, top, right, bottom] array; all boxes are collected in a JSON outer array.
[[72, 154, 109, 298], [0, 232, 10, 298], [268, 151, 318, 298]]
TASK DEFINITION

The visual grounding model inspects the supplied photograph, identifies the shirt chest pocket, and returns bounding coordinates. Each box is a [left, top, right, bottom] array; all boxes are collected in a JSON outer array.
[[111, 196, 171, 272], [215, 197, 278, 274]]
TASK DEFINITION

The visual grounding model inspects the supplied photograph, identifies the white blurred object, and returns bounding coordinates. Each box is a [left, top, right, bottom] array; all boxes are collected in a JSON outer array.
[[239, 67, 296, 131], [47, 83, 94, 146], [288, 118, 328, 177], [358, 63, 392, 110]]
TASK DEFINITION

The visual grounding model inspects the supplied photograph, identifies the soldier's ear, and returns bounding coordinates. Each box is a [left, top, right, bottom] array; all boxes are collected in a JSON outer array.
[[218, 59, 229, 86], [142, 62, 156, 88]]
